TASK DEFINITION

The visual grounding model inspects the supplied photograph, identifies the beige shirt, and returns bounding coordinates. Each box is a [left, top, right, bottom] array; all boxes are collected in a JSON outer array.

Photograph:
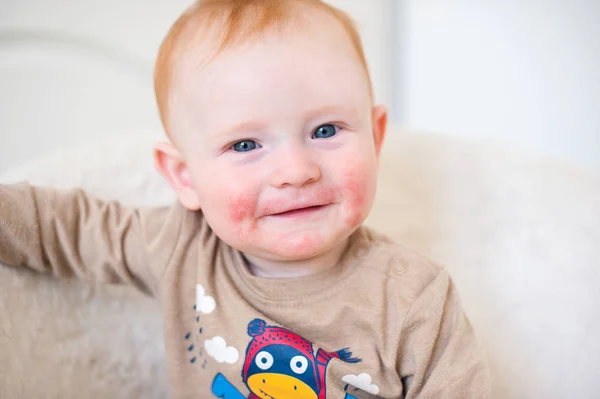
[[0, 183, 490, 398]]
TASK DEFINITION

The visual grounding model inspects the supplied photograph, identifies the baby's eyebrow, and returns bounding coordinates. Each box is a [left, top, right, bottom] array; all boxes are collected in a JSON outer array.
[[302, 106, 361, 131], [210, 120, 267, 139], [302, 105, 355, 120]]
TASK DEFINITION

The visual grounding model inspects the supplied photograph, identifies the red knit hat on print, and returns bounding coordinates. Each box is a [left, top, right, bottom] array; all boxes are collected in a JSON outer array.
[[242, 318, 316, 381]]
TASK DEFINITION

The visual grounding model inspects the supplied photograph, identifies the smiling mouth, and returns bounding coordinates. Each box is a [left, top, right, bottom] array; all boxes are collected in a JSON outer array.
[[271, 205, 327, 217], [259, 389, 276, 399]]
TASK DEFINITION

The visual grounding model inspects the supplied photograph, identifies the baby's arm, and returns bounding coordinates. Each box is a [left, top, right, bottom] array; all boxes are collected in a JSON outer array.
[[398, 269, 491, 398], [0, 183, 185, 296]]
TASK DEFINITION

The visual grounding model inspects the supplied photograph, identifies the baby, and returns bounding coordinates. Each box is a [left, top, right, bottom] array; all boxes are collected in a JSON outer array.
[[0, 0, 490, 398]]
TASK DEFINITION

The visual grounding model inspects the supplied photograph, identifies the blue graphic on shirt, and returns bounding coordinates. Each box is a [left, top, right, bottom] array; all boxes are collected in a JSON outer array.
[[183, 304, 208, 367], [212, 373, 245, 399], [211, 318, 361, 399]]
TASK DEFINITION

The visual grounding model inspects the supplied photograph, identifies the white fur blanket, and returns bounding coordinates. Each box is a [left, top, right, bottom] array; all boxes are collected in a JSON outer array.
[[1, 130, 599, 398]]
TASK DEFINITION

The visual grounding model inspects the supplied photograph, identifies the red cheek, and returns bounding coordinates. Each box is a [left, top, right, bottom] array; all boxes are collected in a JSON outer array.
[[227, 193, 255, 223], [340, 165, 371, 227]]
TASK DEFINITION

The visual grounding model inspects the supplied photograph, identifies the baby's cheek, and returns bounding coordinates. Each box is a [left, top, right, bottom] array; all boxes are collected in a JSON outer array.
[[227, 193, 256, 224], [199, 181, 259, 249], [339, 163, 376, 227], [226, 192, 262, 247]]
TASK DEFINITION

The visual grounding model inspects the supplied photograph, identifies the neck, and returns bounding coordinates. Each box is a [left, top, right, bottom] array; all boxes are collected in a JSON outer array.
[[244, 238, 350, 279]]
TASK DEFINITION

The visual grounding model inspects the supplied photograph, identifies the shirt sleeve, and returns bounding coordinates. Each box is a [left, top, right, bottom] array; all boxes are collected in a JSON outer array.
[[0, 182, 187, 296], [398, 269, 491, 398]]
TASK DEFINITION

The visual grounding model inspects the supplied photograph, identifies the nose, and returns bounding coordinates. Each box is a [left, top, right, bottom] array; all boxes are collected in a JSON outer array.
[[268, 144, 322, 188]]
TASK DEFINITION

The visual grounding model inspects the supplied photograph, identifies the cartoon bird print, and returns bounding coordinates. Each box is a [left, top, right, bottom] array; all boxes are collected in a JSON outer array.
[[242, 318, 360, 399]]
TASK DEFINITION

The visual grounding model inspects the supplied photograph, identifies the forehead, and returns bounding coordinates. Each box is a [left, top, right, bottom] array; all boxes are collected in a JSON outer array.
[[170, 10, 371, 130]]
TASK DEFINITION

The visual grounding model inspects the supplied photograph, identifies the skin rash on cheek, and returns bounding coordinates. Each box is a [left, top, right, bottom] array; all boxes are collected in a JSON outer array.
[[226, 193, 259, 247], [227, 193, 256, 224], [225, 166, 374, 226], [340, 162, 374, 228]]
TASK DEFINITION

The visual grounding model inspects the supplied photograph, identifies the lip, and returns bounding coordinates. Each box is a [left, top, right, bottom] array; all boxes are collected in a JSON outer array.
[[266, 204, 330, 219]]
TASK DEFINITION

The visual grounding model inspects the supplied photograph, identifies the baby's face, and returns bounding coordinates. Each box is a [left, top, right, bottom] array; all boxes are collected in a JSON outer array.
[[168, 13, 386, 262]]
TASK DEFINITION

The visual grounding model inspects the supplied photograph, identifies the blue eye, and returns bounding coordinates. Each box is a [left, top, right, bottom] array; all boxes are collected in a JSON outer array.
[[312, 124, 339, 139], [232, 140, 258, 152]]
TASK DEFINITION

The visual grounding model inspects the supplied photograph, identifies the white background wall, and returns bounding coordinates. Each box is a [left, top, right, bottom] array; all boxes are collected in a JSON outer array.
[[326, 0, 393, 107], [398, 0, 600, 171], [0, 0, 193, 173]]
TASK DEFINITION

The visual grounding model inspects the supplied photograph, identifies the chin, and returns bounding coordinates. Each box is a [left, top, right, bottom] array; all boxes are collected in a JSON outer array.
[[270, 241, 328, 261], [263, 230, 347, 261]]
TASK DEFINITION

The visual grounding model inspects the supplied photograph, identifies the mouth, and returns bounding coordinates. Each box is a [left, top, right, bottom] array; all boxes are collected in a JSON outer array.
[[270, 204, 328, 218], [259, 389, 276, 399]]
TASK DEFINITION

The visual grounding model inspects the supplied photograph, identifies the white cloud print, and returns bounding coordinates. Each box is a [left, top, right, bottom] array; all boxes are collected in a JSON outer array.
[[205, 336, 239, 364], [342, 373, 380, 395], [196, 284, 216, 314]]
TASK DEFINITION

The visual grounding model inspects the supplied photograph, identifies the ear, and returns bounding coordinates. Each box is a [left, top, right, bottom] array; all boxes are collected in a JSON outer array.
[[154, 142, 202, 211], [371, 104, 388, 158]]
